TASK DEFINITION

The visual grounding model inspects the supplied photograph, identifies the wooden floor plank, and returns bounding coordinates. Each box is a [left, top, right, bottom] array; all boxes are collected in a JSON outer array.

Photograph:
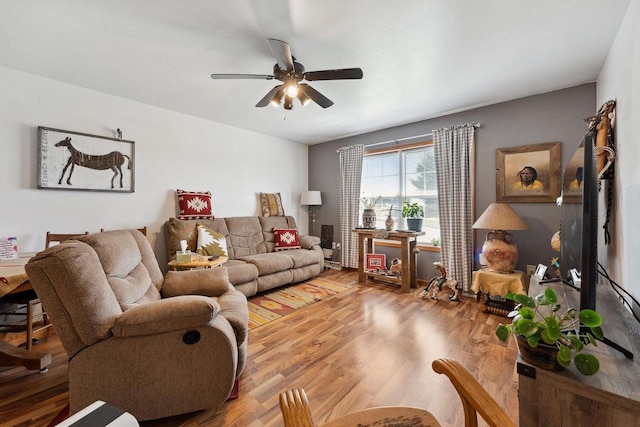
[[0, 269, 519, 426]]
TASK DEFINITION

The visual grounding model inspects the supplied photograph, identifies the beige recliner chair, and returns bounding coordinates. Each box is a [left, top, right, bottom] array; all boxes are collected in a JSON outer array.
[[26, 230, 248, 421]]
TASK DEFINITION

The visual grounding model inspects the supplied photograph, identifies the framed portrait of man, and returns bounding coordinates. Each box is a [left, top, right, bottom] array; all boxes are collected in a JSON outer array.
[[496, 142, 560, 203]]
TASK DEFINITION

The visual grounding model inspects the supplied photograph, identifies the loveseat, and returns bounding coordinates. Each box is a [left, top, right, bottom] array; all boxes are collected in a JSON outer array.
[[165, 216, 324, 297]]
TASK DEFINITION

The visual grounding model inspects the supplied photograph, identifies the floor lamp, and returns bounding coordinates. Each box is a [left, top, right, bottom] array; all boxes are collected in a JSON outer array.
[[301, 191, 322, 236]]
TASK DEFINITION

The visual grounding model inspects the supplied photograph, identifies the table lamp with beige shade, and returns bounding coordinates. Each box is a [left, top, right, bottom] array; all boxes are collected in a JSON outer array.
[[472, 203, 529, 273]]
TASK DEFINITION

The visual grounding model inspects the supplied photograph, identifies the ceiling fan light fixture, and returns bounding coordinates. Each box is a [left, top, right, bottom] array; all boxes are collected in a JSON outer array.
[[269, 87, 285, 107], [284, 81, 298, 98], [283, 95, 294, 110], [297, 91, 311, 107]]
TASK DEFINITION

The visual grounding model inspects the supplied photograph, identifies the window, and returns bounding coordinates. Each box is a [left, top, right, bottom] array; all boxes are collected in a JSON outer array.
[[361, 142, 440, 245]]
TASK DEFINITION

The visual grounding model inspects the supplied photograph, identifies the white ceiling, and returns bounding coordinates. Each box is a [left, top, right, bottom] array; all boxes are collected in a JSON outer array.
[[0, 1, 631, 145]]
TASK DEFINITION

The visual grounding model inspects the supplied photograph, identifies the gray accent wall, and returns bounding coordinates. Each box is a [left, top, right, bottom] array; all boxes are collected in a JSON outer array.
[[309, 83, 596, 281]]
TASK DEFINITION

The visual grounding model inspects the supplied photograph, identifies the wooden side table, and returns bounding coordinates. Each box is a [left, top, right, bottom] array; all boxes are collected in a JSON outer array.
[[353, 229, 423, 293], [168, 255, 228, 271]]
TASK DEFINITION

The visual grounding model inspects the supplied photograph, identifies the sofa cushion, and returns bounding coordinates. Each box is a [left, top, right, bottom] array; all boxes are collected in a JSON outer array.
[[224, 217, 267, 257], [166, 217, 229, 259], [196, 223, 228, 257], [77, 231, 161, 310], [273, 228, 301, 251], [280, 248, 324, 269], [238, 253, 294, 276], [177, 189, 214, 220], [259, 192, 285, 217], [224, 260, 259, 284], [259, 216, 297, 252], [161, 267, 233, 298]]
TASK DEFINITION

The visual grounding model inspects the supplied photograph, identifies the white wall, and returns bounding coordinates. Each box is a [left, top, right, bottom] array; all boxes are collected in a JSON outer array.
[[597, 1, 639, 301], [0, 66, 309, 267]]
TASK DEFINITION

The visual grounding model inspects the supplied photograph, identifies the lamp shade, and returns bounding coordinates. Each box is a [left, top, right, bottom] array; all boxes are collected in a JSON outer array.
[[472, 203, 528, 231], [301, 191, 322, 206]]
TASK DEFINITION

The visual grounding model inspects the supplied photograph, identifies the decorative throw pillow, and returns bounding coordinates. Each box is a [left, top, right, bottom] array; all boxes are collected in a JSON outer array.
[[196, 224, 228, 257], [177, 189, 214, 220], [259, 192, 285, 217], [273, 228, 301, 251]]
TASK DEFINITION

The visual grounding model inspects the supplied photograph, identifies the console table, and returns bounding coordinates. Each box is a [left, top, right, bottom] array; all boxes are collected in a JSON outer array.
[[518, 276, 640, 426], [353, 229, 423, 293]]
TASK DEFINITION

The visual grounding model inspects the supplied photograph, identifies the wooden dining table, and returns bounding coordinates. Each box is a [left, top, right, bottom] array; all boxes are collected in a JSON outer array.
[[0, 254, 52, 372]]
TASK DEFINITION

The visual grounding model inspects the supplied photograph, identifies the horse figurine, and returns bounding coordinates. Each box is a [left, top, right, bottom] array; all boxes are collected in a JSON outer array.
[[418, 261, 460, 301], [55, 137, 132, 189]]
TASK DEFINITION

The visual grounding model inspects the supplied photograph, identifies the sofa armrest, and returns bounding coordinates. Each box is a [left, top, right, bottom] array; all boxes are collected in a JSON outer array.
[[112, 295, 219, 338], [217, 289, 249, 344], [161, 267, 233, 298], [299, 235, 321, 250]]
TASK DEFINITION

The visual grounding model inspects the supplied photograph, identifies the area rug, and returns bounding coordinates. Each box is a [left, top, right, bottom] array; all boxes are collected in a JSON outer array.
[[248, 277, 350, 329]]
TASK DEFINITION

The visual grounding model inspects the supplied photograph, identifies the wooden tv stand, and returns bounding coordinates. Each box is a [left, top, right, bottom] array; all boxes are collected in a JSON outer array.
[[518, 276, 640, 426]]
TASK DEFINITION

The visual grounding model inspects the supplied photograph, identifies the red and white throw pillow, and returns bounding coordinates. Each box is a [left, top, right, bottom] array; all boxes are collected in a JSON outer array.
[[177, 189, 214, 220], [273, 228, 301, 251]]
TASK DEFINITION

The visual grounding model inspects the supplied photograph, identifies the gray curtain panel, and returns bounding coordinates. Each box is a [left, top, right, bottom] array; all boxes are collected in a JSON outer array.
[[434, 124, 475, 291], [338, 144, 364, 269]]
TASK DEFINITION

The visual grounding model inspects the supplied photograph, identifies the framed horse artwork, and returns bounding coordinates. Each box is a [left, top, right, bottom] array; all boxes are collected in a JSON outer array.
[[37, 127, 135, 193]]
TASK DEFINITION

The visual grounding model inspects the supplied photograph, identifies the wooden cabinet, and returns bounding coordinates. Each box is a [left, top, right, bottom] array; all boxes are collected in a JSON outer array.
[[518, 277, 640, 426]]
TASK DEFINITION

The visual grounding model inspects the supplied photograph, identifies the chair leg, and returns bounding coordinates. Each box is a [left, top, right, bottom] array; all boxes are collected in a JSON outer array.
[[26, 300, 34, 351]]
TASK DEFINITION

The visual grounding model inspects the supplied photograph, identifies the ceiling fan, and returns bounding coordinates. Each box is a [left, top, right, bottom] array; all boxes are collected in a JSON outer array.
[[210, 39, 363, 110]]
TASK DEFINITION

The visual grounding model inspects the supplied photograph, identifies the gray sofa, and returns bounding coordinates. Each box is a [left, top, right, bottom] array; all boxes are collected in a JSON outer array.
[[165, 216, 324, 297]]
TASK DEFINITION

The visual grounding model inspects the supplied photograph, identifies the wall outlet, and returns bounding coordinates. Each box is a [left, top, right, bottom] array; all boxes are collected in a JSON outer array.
[[527, 264, 536, 276]]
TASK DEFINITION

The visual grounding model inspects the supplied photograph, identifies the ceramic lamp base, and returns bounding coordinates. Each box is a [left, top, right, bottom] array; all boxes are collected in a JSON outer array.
[[481, 230, 518, 273]]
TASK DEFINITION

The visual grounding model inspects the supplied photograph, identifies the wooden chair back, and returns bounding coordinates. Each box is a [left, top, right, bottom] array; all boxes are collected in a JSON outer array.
[[100, 227, 147, 236], [279, 359, 514, 427], [45, 232, 89, 248], [432, 358, 515, 427]]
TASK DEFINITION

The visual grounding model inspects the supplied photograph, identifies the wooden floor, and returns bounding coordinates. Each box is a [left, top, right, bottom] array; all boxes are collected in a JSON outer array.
[[0, 269, 519, 427]]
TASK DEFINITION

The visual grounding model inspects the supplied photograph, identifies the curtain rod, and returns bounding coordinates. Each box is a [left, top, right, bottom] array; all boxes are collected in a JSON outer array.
[[362, 122, 481, 149]]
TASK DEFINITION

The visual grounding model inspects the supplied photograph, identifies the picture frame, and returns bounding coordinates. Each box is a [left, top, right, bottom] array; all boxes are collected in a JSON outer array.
[[365, 253, 386, 271], [534, 264, 548, 280], [561, 146, 584, 204], [37, 126, 135, 193], [496, 142, 560, 203]]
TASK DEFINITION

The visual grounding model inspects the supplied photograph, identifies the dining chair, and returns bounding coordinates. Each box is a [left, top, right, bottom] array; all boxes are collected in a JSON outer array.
[[45, 231, 89, 248], [279, 358, 514, 427], [100, 227, 147, 236]]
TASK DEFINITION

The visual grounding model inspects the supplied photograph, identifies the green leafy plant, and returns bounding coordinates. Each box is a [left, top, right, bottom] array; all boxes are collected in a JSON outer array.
[[495, 286, 603, 375], [401, 201, 424, 218]]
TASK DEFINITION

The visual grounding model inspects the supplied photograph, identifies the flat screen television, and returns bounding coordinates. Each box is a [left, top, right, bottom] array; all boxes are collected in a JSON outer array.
[[560, 131, 632, 358], [560, 132, 597, 311]]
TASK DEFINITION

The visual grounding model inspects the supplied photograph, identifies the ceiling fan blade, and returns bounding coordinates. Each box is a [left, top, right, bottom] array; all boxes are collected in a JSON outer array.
[[304, 68, 363, 81], [299, 83, 334, 108], [267, 39, 294, 72], [256, 84, 284, 107], [211, 74, 274, 80]]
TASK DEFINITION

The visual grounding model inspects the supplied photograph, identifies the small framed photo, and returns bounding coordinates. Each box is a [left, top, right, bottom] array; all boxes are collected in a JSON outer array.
[[534, 264, 548, 280], [366, 254, 386, 271]]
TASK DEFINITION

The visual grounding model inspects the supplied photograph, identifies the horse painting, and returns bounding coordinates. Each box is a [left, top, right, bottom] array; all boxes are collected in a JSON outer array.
[[55, 137, 132, 189]]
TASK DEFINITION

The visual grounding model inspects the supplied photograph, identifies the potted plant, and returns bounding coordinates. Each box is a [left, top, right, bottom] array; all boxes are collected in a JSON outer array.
[[401, 201, 424, 232], [495, 286, 603, 375]]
